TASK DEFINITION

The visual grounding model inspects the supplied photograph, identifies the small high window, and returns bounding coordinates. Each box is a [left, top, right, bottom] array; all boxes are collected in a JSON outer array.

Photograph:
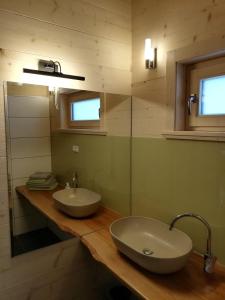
[[71, 98, 100, 121], [186, 55, 225, 131], [65, 91, 104, 129], [199, 76, 225, 116]]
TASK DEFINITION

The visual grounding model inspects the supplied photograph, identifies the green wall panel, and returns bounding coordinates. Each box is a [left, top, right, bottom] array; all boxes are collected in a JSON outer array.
[[51, 133, 131, 215], [132, 137, 225, 263], [51, 132, 225, 264]]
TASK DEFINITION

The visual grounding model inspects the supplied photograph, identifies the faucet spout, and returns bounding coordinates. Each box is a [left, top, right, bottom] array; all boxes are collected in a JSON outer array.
[[169, 213, 216, 273], [72, 172, 79, 188]]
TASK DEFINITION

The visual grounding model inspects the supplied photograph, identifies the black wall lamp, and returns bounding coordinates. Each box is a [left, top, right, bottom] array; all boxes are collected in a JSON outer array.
[[23, 60, 85, 81]]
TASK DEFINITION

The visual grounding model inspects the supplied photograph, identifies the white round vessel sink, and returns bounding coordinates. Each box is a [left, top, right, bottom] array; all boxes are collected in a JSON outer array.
[[53, 188, 101, 218], [110, 216, 192, 274]]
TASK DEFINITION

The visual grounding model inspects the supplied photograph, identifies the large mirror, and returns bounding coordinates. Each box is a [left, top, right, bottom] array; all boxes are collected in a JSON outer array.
[[5, 82, 131, 257]]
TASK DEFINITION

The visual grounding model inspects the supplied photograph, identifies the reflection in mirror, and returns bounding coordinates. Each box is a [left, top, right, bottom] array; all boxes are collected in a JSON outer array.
[[4, 82, 131, 257]]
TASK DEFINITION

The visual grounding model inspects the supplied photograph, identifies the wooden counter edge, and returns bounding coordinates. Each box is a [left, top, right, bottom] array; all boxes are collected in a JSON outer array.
[[81, 229, 225, 300], [15, 185, 121, 238], [81, 234, 148, 300]]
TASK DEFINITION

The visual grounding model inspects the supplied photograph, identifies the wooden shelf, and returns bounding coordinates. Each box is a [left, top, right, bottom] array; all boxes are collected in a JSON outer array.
[[162, 131, 225, 142], [16, 186, 121, 237], [57, 128, 107, 136], [16, 186, 225, 300]]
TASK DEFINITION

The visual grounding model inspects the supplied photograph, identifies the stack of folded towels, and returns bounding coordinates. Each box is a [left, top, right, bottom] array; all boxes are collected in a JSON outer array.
[[26, 172, 58, 190]]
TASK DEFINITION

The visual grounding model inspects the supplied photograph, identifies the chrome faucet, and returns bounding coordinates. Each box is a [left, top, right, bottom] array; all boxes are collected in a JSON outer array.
[[169, 213, 216, 274], [72, 172, 79, 188]]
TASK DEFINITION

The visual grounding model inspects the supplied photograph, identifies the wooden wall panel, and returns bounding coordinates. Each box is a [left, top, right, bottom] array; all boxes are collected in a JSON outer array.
[[0, 0, 131, 42], [0, 0, 132, 297], [0, 0, 132, 94], [132, 0, 225, 137], [0, 49, 131, 94], [0, 11, 131, 71]]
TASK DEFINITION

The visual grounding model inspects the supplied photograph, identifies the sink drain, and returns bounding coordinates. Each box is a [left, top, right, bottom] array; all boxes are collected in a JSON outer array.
[[142, 248, 154, 256]]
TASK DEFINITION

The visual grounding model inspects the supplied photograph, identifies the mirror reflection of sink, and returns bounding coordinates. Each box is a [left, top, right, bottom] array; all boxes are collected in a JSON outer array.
[[53, 188, 101, 218], [110, 216, 192, 274]]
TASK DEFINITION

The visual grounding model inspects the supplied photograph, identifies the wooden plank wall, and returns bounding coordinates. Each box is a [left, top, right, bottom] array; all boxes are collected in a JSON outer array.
[[0, 1, 131, 299], [0, 0, 131, 94], [132, 0, 225, 137]]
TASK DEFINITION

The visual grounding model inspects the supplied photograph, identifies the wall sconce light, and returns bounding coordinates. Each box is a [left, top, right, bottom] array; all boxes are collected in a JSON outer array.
[[23, 60, 85, 81], [145, 38, 157, 69]]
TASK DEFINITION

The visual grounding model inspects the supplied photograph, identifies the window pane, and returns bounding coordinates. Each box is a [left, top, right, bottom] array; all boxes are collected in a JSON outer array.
[[200, 76, 225, 115], [71, 98, 100, 121]]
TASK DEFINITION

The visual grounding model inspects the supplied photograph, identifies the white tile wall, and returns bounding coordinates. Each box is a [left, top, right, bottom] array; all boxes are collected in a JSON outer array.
[[8, 96, 50, 118], [0, 156, 7, 176], [7, 90, 52, 235], [0, 238, 115, 300], [9, 118, 50, 138], [0, 82, 11, 272], [0, 111, 6, 157], [0, 158, 8, 192], [0, 191, 10, 225], [11, 156, 51, 179], [0, 190, 8, 210], [0, 223, 11, 257], [10, 137, 51, 158], [13, 213, 47, 236], [12, 178, 32, 218]]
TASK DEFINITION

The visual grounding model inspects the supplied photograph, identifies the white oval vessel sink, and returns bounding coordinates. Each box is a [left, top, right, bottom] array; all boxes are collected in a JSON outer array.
[[53, 188, 101, 218], [110, 216, 192, 274]]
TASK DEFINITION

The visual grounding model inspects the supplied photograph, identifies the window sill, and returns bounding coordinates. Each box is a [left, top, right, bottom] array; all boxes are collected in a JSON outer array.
[[162, 131, 225, 142], [56, 128, 107, 136]]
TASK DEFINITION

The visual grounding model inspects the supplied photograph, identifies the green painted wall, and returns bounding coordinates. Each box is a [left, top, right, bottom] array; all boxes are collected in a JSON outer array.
[[132, 137, 225, 263], [51, 133, 225, 263], [51, 133, 131, 215]]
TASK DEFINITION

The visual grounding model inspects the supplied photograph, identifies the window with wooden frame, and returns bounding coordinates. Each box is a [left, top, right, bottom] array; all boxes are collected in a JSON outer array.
[[186, 56, 225, 132], [164, 38, 225, 141], [65, 91, 104, 129]]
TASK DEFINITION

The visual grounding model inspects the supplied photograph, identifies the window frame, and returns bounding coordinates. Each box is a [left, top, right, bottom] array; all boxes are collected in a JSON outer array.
[[186, 56, 225, 131], [66, 91, 104, 129], [163, 37, 225, 142]]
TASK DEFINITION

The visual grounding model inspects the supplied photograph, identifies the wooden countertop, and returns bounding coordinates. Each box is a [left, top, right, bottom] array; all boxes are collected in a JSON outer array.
[[16, 186, 121, 237], [17, 186, 225, 300], [82, 229, 225, 300]]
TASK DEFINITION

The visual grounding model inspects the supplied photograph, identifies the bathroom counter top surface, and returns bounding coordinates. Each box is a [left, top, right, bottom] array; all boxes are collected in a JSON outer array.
[[16, 186, 121, 237], [82, 228, 225, 300], [16, 186, 225, 300]]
